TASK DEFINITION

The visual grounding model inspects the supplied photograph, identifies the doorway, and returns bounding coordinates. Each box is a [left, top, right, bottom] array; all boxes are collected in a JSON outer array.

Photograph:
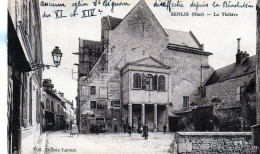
[[169, 117, 179, 132], [11, 76, 22, 153]]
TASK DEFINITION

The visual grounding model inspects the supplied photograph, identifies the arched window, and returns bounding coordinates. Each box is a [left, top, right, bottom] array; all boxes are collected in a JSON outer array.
[[133, 73, 141, 89], [158, 75, 165, 91], [146, 74, 153, 90]]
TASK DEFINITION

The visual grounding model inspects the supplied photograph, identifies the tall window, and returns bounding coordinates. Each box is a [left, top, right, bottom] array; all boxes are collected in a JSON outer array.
[[51, 101, 54, 111], [133, 73, 141, 89], [97, 101, 104, 109], [57, 104, 60, 113], [183, 96, 189, 107], [145, 74, 153, 90], [91, 101, 96, 109], [90, 86, 96, 95], [46, 99, 50, 110], [158, 75, 165, 91]]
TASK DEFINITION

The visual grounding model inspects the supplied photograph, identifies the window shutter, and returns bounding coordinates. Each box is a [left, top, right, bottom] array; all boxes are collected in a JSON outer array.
[[141, 73, 146, 90], [153, 75, 157, 90]]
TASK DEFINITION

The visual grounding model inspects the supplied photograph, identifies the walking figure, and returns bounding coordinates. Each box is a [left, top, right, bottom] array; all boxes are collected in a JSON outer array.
[[128, 125, 132, 137], [70, 123, 79, 137], [96, 125, 100, 135], [163, 124, 167, 134], [123, 124, 127, 133], [143, 124, 148, 140], [114, 125, 118, 134], [66, 123, 69, 130], [140, 125, 143, 135]]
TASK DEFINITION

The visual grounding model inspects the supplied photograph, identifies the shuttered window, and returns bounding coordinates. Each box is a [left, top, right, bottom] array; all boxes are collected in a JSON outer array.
[[183, 96, 189, 107]]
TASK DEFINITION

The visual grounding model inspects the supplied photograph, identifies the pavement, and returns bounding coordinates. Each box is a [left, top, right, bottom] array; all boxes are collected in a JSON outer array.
[[43, 130, 174, 154]]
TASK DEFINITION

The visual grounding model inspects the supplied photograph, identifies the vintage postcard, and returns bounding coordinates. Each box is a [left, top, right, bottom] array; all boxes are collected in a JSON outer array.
[[7, 0, 260, 153]]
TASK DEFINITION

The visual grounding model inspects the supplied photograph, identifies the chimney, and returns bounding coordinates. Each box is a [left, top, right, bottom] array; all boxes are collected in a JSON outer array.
[[237, 38, 241, 53], [236, 38, 249, 65], [199, 44, 204, 50], [43, 79, 54, 91], [59, 92, 64, 97]]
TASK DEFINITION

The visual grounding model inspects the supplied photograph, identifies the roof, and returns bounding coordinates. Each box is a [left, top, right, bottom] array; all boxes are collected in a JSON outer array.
[[103, 16, 123, 30], [82, 40, 101, 50], [45, 89, 62, 101], [102, 16, 201, 48], [174, 107, 192, 114], [205, 55, 256, 85], [164, 29, 200, 48], [123, 56, 171, 69]]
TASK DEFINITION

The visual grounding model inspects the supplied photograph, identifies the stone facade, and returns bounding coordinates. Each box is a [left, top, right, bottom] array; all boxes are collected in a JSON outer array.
[[172, 132, 257, 153], [8, 0, 43, 153], [43, 79, 72, 131], [175, 39, 257, 132], [76, 0, 212, 133]]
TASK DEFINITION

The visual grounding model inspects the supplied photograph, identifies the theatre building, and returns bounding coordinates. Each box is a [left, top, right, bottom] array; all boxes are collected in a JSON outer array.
[[75, 0, 212, 133]]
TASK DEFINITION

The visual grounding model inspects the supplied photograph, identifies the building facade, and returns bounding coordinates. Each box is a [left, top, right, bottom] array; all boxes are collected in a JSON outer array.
[[76, 0, 212, 133], [42, 79, 72, 131], [175, 40, 257, 132], [8, 0, 43, 153]]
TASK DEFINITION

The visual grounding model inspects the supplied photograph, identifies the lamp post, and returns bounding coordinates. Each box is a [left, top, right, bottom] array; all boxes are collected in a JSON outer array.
[[32, 46, 63, 70]]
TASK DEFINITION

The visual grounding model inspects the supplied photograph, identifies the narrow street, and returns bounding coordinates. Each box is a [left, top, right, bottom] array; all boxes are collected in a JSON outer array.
[[45, 131, 174, 154]]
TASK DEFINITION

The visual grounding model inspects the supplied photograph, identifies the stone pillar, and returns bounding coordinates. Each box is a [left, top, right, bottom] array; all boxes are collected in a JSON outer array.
[[128, 103, 132, 127], [165, 104, 169, 131], [141, 104, 145, 126], [154, 104, 157, 132]]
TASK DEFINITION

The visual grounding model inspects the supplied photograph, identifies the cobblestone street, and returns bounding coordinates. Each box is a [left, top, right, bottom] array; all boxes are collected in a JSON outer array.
[[44, 131, 174, 154]]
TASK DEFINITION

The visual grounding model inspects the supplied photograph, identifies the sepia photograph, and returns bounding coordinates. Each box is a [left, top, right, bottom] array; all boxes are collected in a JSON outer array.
[[6, 0, 260, 153]]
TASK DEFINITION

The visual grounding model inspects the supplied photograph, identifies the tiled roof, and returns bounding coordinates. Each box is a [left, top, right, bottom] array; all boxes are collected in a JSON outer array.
[[205, 55, 256, 85], [82, 40, 101, 50], [164, 29, 200, 48]]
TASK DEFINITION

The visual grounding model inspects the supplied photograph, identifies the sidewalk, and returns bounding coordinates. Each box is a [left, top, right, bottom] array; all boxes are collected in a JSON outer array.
[[33, 132, 47, 154]]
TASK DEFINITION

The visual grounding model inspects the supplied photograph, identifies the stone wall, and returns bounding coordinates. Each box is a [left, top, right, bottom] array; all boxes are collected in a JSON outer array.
[[172, 132, 257, 154], [205, 73, 255, 108]]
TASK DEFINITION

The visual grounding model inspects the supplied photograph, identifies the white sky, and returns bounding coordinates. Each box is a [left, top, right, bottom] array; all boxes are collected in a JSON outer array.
[[40, 0, 256, 104]]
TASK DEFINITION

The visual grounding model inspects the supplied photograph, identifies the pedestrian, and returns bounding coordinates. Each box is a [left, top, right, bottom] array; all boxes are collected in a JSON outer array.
[[140, 125, 143, 135], [66, 123, 69, 130], [114, 125, 118, 134], [96, 125, 100, 135], [128, 125, 132, 137], [143, 124, 148, 140], [123, 124, 127, 133], [163, 124, 167, 134]]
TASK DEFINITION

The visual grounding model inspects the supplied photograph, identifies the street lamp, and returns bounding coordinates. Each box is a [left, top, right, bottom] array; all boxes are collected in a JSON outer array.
[[32, 46, 63, 70], [52, 46, 62, 67]]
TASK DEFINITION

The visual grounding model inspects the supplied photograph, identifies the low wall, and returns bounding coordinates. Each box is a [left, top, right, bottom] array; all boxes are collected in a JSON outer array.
[[173, 132, 258, 153]]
